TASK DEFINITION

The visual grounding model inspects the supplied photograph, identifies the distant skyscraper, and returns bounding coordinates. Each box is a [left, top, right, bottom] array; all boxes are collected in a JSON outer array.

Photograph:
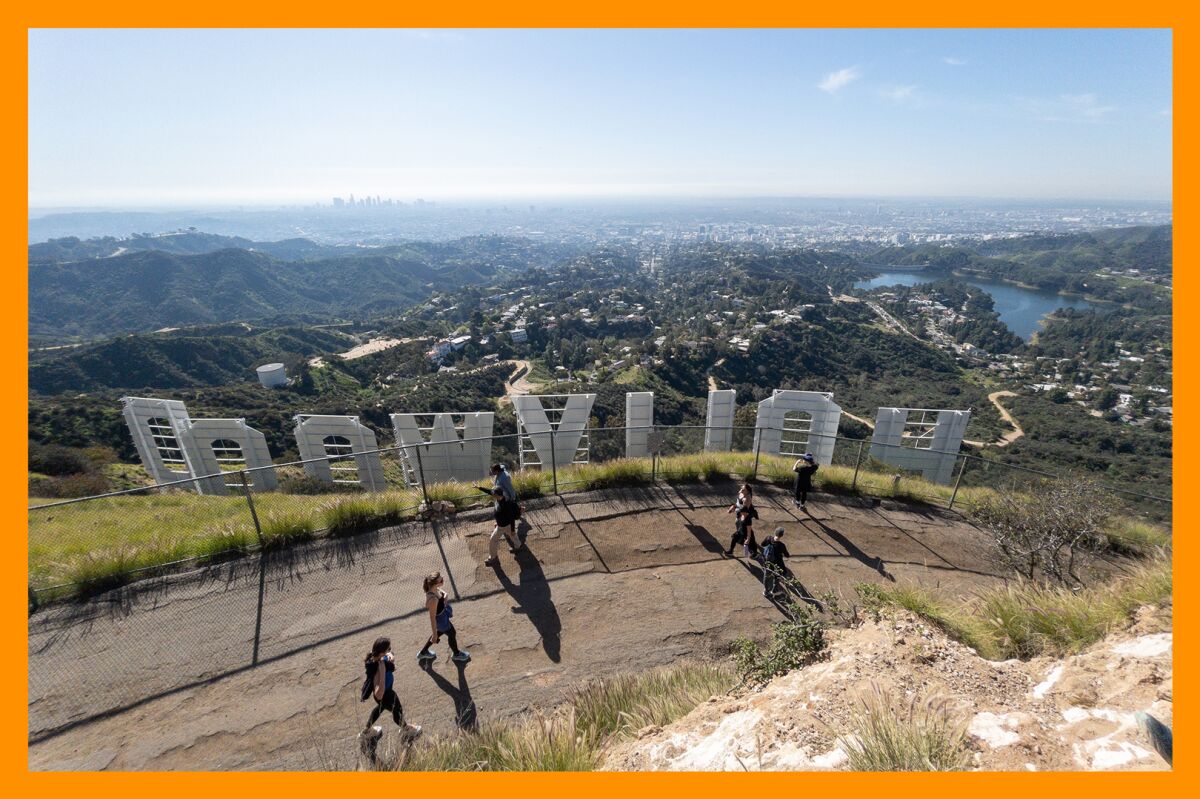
[[333, 197, 344, 208]]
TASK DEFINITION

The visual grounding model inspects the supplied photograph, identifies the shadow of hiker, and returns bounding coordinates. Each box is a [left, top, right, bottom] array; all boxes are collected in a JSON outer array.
[[683, 523, 728, 556], [420, 660, 477, 731], [735, 556, 822, 612], [492, 546, 562, 663], [806, 517, 896, 582], [515, 518, 533, 546]]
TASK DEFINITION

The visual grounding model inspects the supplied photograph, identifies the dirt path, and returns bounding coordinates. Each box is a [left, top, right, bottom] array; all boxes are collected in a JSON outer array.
[[498, 359, 536, 406], [987, 390, 1024, 447], [28, 484, 1004, 771]]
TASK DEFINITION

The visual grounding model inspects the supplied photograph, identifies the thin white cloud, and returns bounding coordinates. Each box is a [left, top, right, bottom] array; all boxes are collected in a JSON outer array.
[[943, 56, 967, 66], [1061, 93, 1117, 118], [1014, 92, 1117, 122], [880, 85, 918, 104], [818, 66, 861, 94]]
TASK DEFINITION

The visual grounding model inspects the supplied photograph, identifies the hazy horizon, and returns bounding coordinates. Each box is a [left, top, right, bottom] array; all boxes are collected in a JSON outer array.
[[30, 29, 1172, 207]]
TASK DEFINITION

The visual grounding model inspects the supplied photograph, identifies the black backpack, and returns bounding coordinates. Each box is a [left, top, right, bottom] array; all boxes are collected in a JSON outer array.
[[359, 660, 376, 702]]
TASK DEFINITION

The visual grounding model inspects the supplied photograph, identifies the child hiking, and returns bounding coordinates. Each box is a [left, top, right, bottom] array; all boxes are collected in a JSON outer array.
[[761, 527, 793, 598], [792, 453, 819, 511], [417, 572, 470, 664], [359, 637, 421, 748]]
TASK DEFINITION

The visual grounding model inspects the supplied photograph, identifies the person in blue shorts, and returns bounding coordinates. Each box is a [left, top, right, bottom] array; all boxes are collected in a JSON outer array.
[[417, 572, 471, 663]]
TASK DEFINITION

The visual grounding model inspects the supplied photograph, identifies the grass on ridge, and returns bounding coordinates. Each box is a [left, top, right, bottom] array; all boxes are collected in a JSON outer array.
[[29, 450, 1169, 600], [379, 659, 734, 771], [856, 556, 1172, 661]]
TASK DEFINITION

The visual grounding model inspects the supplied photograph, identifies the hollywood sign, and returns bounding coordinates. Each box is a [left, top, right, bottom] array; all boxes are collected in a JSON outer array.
[[121, 391, 970, 495]]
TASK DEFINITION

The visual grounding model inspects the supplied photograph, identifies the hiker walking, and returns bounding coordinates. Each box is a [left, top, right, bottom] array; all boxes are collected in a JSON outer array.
[[727, 483, 755, 516], [417, 572, 471, 664], [792, 453, 819, 511], [761, 527, 792, 598], [360, 637, 421, 747], [491, 463, 517, 503], [484, 488, 522, 566], [726, 506, 759, 559]]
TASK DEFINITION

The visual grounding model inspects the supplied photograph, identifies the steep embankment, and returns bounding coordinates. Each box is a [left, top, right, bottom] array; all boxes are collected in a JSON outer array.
[[603, 606, 1172, 772]]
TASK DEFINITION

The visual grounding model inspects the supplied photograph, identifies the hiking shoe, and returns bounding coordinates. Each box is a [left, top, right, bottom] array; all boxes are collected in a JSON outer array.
[[484, 556, 499, 566], [417, 651, 437, 662], [452, 651, 471, 663], [799, 504, 807, 511], [402, 723, 423, 740]]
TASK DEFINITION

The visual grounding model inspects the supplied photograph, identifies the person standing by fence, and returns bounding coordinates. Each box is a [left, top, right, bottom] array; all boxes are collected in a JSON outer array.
[[492, 463, 517, 502], [484, 488, 522, 566], [792, 453, 818, 511], [417, 572, 470, 663]]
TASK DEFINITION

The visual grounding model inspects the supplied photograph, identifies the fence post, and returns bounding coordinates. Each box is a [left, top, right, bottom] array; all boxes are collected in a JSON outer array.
[[948, 455, 968, 510], [549, 427, 558, 495], [851, 439, 865, 490], [412, 444, 431, 507], [239, 472, 264, 547], [752, 429, 763, 481], [28, 586, 38, 615]]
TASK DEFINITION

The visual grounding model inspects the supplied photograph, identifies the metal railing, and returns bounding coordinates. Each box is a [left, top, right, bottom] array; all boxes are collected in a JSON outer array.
[[28, 423, 1170, 601]]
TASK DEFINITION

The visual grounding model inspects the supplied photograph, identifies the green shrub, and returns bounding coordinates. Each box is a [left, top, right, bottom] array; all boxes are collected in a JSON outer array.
[[29, 443, 92, 476], [259, 512, 316, 548], [322, 494, 417, 536], [733, 602, 828, 687]]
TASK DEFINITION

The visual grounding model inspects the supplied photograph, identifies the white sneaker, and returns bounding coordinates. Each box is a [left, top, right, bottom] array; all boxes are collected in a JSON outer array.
[[452, 651, 471, 662], [402, 723, 423, 740]]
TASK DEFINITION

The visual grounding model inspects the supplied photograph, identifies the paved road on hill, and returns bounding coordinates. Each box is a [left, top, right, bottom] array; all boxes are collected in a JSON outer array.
[[28, 483, 1004, 771]]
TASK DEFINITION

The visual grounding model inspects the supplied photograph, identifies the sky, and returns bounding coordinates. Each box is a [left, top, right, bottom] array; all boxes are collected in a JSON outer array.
[[28, 29, 1173, 207]]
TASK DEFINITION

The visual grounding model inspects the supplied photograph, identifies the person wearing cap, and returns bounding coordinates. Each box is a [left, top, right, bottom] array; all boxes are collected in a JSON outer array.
[[792, 453, 819, 511], [761, 527, 792, 598]]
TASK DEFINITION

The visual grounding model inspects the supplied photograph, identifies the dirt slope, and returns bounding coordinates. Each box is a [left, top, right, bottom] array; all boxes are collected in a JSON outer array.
[[602, 606, 1172, 772]]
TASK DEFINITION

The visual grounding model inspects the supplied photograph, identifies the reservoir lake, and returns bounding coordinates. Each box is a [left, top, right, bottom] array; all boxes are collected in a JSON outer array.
[[854, 270, 1099, 341]]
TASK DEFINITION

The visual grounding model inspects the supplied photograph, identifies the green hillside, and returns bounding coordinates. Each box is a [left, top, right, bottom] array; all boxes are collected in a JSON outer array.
[[29, 326, 354, 394], [29, 236, 574, 341]]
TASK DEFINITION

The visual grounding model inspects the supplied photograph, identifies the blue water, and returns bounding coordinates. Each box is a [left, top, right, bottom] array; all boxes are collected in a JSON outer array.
[[854, 270, 1098, 341]]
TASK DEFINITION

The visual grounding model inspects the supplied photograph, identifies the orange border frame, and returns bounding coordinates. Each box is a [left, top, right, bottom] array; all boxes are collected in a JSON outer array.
[[4, 6, 1184, 796]]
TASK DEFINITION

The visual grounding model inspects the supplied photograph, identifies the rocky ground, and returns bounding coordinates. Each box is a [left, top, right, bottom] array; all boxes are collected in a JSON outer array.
[[602, 605, 1172, 771]]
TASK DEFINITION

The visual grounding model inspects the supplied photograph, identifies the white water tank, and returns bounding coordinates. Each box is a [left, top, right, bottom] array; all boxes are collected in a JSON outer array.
[[256, 363, 288, 388]]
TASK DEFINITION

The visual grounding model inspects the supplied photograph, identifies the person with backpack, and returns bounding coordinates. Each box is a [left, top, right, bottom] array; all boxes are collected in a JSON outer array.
[[726, 506, 758, 559], [417, 571, 470, 664], [359, 637, 422, 746], [761, 527, 792, 598], [484, 487, 522, 566], [792, 453, 819, 511]]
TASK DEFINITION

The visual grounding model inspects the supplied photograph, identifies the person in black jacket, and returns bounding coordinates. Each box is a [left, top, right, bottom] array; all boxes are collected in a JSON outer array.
[[792, 453, 819, 511], [761, 527, 792, 598], [484, 488, 522, 566]]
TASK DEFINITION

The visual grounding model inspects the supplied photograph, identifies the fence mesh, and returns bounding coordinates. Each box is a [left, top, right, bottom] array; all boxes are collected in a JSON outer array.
[[26, 422, 1170, 745]]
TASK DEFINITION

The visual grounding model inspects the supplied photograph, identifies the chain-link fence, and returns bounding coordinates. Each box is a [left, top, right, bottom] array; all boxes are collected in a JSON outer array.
[[28, 424, 1171, 605], [26, 422, 1170, 746]]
